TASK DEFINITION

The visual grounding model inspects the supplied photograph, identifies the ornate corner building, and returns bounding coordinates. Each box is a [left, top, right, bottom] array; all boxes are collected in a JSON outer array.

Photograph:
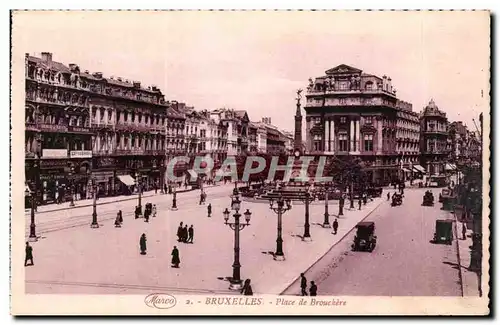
[[419, 99, 450, 175], [25, 52, 168, 205], [303, 64, 421, 184]]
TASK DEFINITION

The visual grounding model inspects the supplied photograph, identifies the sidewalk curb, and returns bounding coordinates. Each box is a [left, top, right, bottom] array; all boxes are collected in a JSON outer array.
[[279, 199, 385, 295], [453, 211, 465, 297], [28, 187, 206, 215]]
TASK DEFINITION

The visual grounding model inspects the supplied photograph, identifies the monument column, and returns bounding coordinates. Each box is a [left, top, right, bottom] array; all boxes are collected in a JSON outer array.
[[294, 89, 303, 153]]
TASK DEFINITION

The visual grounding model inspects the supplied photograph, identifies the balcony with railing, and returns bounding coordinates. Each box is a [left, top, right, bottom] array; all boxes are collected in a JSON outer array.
[[25, 91, 90, 108]]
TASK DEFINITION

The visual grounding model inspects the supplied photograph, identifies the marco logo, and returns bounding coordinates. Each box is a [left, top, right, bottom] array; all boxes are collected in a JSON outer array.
[[144, 293, 177, 309]]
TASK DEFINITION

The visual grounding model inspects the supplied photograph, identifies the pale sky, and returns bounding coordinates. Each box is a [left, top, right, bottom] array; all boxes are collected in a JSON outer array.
[[13, 10, 490, 132]]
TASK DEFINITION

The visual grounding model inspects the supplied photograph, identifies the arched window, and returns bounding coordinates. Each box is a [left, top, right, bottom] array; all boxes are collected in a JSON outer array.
[[365, 81, 374, 90]]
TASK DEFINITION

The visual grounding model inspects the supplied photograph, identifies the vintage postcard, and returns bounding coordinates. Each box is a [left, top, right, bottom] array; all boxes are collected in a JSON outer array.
[[10, 10, 490, 315]]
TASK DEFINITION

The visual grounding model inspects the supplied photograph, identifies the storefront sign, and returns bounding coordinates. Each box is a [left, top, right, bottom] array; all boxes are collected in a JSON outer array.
[[39, 124, 68, 133], [42, 149, 68, 159], [40, 174, 66, 181], [92, 171, 114, 182], [68, 126, 91, 133], [97, 157, 115, 168], [70, 150, 92, 158]]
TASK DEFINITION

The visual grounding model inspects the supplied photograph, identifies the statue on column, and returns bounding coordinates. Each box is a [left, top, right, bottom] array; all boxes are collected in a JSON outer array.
[[296, 89, 302, 105]]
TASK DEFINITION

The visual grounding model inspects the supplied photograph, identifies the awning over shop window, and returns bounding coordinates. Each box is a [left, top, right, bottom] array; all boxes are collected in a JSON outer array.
[[401, 168, 411, 172], [187, 169, 197, 179], [117, 175, 136, 186], [413, 165, 426, 173], [445, 163, 456, 171]]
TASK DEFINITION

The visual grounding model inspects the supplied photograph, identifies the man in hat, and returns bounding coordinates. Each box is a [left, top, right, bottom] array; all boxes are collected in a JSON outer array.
[[25, 242, 34, 266]]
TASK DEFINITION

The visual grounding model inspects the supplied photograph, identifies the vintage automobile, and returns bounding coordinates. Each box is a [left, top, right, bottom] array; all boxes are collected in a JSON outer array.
[[432, 219, 454, 245], [391, 193, 402, 207], [422, 190, 435, 206], [351, 221, 377, 252], [366, 187, 383, 198]]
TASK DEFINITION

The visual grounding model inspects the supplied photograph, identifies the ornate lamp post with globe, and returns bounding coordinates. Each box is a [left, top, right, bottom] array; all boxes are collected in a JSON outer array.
[[222, 188, 252, 290], [269, 194, 292, 261], [135, 171, 142, 216]]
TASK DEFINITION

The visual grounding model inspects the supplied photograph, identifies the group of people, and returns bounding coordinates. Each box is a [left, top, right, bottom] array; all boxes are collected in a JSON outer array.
[[300, 273, 318, 296], [177, 222, 195, 244], [138, 234, 180, 268]]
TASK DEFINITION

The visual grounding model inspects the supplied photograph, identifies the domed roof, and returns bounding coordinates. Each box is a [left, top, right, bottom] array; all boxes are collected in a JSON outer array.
[[426, 99, 439, 111]]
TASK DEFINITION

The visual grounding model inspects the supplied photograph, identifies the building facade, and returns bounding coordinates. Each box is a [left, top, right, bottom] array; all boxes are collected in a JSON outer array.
[[304, 64, 412, 184], [395, 101, 422, 179], [210, 109, 249, 156], [419, 99, 449, 175], [25, 52, 168, 204]]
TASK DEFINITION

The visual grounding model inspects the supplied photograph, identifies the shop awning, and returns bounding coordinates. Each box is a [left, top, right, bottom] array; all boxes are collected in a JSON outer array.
[[117, 175, 136, 186], [187, 169, 197, 178], [445, 163, 456, 171], [401, 168, 411, 172], [413, 165, 426, 173]]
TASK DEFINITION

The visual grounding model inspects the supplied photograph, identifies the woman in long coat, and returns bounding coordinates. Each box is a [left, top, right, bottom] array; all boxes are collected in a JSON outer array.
[[171, 246, 180, 268], [139, 233, 147, 255], [241, 279, 253, 296]]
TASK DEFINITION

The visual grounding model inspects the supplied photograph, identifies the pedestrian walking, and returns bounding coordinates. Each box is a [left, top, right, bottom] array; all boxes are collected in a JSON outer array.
[[152, 204, 157, 218], [135, 205, 141, 219], [182, 225, 189, 243], [155, 185, 158, 194], [332, 218, 339, 235], [207, 203, 212, 218], [139, 234, 147, 255], [25, 242, 33, 266], [309, 281, 317, 296], [300, 273, 307, 296], [114, 215, 121, 227], [358, 199, 362, 210], [188, 225, 194, 243], [387, 192, 390, 201], [144, 210, 149, 223], [462, 222, 467, 240], [241, 279, 253, 296], [118, 210, 123, 224], [177, 222, 184, 242], [171, 246, 180, 268]]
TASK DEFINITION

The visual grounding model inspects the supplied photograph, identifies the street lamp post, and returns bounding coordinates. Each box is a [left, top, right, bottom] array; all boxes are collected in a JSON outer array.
[[298, 185, 313, 241], [269, 194, 292, 261], [135, 171, 142, 216], [172, 187, 178, 210], [68, 166, 75, 207], [233, 181, 239, 196], [160, 161, 165, 194], [323, 183, 331, 228], [223, 192, 252, 290], [26, 172, 38, 241], [90, 174, 99, 228]]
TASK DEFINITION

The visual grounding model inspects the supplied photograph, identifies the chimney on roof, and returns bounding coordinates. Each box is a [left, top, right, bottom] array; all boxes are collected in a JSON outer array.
[[84, 70, 89, 74], [117, 77, 122, 82], [133, 81, 141, 88], [41, 52, 53, 62], [93, 72, 103, 79], [387, 77, 392, 93], [68, 63, 79, 73]]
